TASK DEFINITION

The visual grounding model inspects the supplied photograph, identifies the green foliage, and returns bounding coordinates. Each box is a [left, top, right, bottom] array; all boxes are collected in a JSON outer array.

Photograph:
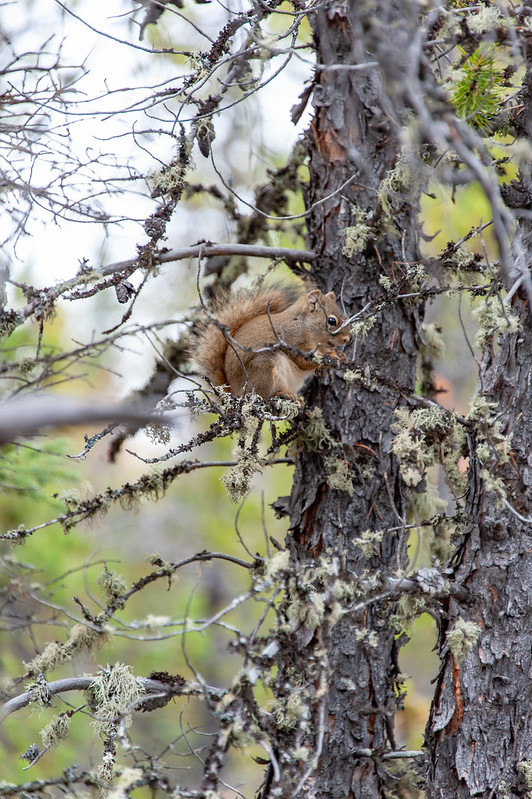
[[0, 440, 79, 531], [452, 45, 503, 133]]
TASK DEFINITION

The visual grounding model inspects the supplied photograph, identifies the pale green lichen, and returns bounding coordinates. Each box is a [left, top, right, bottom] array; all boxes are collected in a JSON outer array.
[[392, 406, 466, 492], [146, 147, 191, 194], [97, 568, 128, 606], [325, 456, 354, 496], [297, 407, 337, 452], [291, 746, 310, 762], [467, 394, 511, 469], [222, 400, 265, 501], [88, 663, 143, 737], [343, 206, 373, 257], [518, 760, 532, 789], [389, 595, 428, 632], [467, 394, 497, 423], [144, 615, 172, 632], [331, 579, 356, 604], [222, 449, 264, 502], [228, 719, 255, 749], [26, 677, 52, 708], [24, 623, 104, 677], [304, 593, 326, 631], [473, 301, 520, 349], [480, 469, 507, 501], [263, 549, 290, 581], [351, 315, 377, 340], [377, 155, 418, 229], [99, 749, 116, 783], [355, 629, 379, 648], [145, 422, 172, 445], [272, 691, 306, 731], [449, 247, 476, 272], [270, 395, 300, 419], [352, 528, 385, 558], [343, 369, 361, 384], [447, 618, 481, 662], [41, 712, 71, 748], [467, 5, 501, 34], [106, 767, 145, 799]]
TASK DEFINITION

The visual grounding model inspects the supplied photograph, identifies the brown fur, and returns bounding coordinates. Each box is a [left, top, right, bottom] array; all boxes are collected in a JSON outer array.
[[193, 284, 351, 399]]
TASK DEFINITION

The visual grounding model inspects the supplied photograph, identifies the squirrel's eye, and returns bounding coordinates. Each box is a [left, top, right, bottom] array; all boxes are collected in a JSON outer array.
[[327, 316, 338, 328]]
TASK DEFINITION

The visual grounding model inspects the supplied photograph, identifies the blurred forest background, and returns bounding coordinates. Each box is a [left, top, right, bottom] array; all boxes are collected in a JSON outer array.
[[0, 0, 520, 795]]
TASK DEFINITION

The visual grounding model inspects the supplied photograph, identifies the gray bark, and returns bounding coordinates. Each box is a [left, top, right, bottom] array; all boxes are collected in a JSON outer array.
[[425, 58, 532, 799], [269, 2, 424, 796], [425, 297, 532, 799]]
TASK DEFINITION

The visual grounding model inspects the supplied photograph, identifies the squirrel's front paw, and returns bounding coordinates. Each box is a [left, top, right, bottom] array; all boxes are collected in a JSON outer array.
[[272, 390, 299, 402], [329, 350, 348, 364]]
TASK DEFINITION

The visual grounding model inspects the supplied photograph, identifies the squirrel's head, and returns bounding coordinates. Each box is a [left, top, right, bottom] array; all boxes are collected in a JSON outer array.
[[306, 289, 352, 350]]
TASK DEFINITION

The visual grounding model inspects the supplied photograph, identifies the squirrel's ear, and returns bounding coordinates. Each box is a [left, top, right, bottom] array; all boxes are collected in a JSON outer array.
[[306, 289, 323, 310], [325, 291, 336, 302]]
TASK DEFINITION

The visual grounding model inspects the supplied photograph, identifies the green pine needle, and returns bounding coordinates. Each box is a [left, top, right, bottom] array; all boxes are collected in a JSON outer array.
[[452, 45, 503, 134]]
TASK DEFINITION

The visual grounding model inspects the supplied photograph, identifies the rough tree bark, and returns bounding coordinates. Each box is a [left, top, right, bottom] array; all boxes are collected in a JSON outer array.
[[425, 57, 532, 799], [270, 2, 424, 796]]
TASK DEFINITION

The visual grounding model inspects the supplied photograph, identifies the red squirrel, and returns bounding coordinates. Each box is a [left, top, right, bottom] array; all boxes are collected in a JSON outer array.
[[194, 285, 351, 399]]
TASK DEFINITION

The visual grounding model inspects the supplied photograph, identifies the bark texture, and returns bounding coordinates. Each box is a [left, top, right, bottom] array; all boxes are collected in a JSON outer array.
[[425, 58, 532, 799], [273, 2, 424, 796], [425, 297, 532, 799]]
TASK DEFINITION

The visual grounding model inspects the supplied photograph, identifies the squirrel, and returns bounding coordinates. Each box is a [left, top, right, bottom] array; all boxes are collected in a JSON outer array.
[[194, 284, 352, 400]]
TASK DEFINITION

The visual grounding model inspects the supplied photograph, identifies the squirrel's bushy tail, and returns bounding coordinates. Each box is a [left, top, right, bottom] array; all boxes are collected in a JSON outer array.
[[193, 284, 301, 388]]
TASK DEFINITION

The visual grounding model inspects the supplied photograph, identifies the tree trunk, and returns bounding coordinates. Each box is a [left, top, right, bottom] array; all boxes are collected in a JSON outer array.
[[425, 61, 532, 799], [270, 2, 424, 796]]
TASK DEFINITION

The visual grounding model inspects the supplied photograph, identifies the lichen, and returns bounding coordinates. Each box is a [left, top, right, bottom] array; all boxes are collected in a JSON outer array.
[[343, 369, 362, 384], [343, 206, 373, 257], [88, 663, 143, 737], [221, 400, 265, 501], [355, 629, 379, 648], [222, 449, 264, 502], [377, 154, 419, 230], [473, 301, 520, 349], [144, 615, 172, 632], [467, 5, 501, 34], [351, 315, 377, 340], [392, 406, 466, 492], [291, 746, 310, 762], [447, 618, 481, 662], [468, 393, 512, 474], [41, 712, 71, 748], [106, 767, 145, 799], [389, 595, 428, 632], [97, 568, 128, 607], [325, 456, 354, 496], [272, 692, 306, 731], [352, 528, 384, 558], [297, 407, 337, 452], [263, 549, 290, 580], [518, 760, 532, 789], [24, 623, 105, 677]]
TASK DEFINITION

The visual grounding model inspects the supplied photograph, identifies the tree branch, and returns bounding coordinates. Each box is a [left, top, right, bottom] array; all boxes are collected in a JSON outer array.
[[0, 674, 225, 725], [0, 397, 172, 445]]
